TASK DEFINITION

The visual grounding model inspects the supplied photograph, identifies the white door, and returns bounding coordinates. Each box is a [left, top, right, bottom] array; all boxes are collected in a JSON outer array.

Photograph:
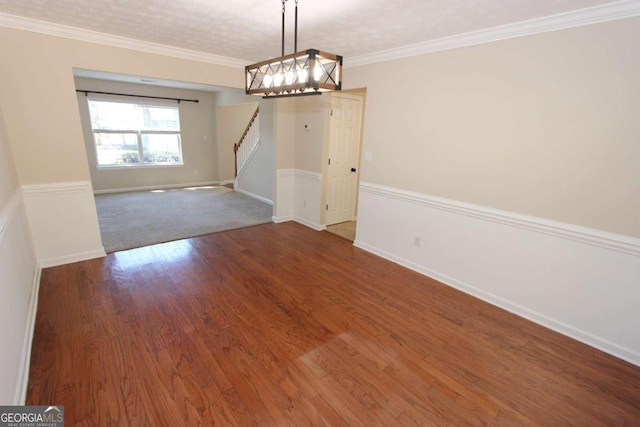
[[325, 94, 363, 225]]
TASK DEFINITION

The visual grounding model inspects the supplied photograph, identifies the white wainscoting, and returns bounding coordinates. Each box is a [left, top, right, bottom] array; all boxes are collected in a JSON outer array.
[[293, 170, 324, 231], [273, 169, 295, 223], [0, 189, 39, 404], [22, 181, 105, 267], [355, 182, 640, 366], [274, 169, 324, 231]]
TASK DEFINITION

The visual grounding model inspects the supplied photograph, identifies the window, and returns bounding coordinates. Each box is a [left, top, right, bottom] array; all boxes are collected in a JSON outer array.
[[88, 99, 183, 167]]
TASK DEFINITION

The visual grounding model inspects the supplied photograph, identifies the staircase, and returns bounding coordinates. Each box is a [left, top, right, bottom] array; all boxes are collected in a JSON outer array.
[[234, 106, 260, 177]]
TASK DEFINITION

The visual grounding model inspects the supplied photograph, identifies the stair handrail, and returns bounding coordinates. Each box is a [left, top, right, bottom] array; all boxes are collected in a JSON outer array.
[[234, 106, 260, 177]]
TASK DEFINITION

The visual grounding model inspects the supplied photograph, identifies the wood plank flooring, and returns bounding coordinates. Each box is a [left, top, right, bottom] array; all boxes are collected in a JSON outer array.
[[27, 222, 640, 425]]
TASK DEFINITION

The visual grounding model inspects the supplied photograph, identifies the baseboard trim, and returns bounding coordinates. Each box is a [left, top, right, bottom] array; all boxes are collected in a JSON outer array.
[[14, 266, 42, 405], [360, 182, 640, 256], [272, 216, 324, 231], [272, 216, 293, 223], [234, 187, 273, 206], [39, 248, 106, 269], [294, 218, 325, 232], [93, 181, 220, 195], [353, 238, 640, 367]]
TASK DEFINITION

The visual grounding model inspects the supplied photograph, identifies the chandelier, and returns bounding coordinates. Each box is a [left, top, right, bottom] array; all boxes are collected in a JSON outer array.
[[245, 0, 343, 98]]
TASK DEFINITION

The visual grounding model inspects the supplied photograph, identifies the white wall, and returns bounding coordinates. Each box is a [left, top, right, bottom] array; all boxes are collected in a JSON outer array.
[[0, 106, 38, 404]]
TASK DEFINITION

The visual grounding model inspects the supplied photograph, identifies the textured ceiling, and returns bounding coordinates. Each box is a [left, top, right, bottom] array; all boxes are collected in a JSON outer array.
[[0, 0, 619, 63]]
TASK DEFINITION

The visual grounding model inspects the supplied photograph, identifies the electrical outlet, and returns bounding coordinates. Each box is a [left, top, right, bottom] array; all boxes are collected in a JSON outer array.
[[303, 200, 307, 208], [413, 235, 421, 247]]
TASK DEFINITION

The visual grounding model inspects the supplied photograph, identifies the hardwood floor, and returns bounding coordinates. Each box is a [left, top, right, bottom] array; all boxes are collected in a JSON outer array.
[[325, 221, 357, 241], [27, 222, 640, 425]]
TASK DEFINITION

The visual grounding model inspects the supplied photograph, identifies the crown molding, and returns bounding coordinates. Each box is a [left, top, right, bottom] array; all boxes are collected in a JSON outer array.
[[2, 1, 639, 70], [0, 12, 248, 69], [346, 0, 640, 68]]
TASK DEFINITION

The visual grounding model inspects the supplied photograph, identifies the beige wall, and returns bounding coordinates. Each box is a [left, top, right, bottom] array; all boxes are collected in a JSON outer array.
[[0, 26, 241, 187], [274, 98, 296, 170], [2, 17, 638, 237], [75, 77, 220, 191], [294, 95, 330, 174], [0, 105, 18, 208], [346, 17, 640, 238]]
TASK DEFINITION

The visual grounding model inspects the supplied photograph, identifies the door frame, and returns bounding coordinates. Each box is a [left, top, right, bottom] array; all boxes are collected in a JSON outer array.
[[321, 90, 366, 228]]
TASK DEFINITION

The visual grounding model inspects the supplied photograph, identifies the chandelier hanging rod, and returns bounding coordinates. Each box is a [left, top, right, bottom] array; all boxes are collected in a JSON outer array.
[[280, 0, 298, 56], [281, 0, 285, 56]]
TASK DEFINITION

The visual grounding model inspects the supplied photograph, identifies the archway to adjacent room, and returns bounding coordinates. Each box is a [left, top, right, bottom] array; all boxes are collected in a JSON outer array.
[[73, 69, 275, 252]]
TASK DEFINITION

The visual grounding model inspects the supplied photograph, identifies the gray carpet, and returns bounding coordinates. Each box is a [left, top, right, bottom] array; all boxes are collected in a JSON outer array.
[[95, 186, 273, 253]]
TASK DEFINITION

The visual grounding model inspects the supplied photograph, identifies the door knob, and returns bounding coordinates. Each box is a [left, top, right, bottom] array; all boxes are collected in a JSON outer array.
[[351, 168, 357, 172]]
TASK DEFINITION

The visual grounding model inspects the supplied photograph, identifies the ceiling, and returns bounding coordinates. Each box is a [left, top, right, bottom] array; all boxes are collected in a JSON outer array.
[[0, 0, 620, 64]]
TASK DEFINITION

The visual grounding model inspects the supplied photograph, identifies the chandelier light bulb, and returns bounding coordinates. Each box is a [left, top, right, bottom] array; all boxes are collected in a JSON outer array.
[[273, 72, 284, 86], [285, 70, 296, 85], [314, 64, 324, 81], [298, 68, 308, 83]]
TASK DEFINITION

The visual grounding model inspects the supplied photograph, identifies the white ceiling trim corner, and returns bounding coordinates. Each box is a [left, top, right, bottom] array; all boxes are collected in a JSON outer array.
[[346, 0, 640, 68], [0, 12, 248, 69]]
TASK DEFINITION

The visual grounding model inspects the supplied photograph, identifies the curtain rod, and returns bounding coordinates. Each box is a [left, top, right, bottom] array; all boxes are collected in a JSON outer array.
[[76, 90, 199, 103]]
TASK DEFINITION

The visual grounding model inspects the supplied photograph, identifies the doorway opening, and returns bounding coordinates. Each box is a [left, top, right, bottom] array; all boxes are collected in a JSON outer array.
[[73, 69, 275, 252], [324, 91, 365, 242]]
